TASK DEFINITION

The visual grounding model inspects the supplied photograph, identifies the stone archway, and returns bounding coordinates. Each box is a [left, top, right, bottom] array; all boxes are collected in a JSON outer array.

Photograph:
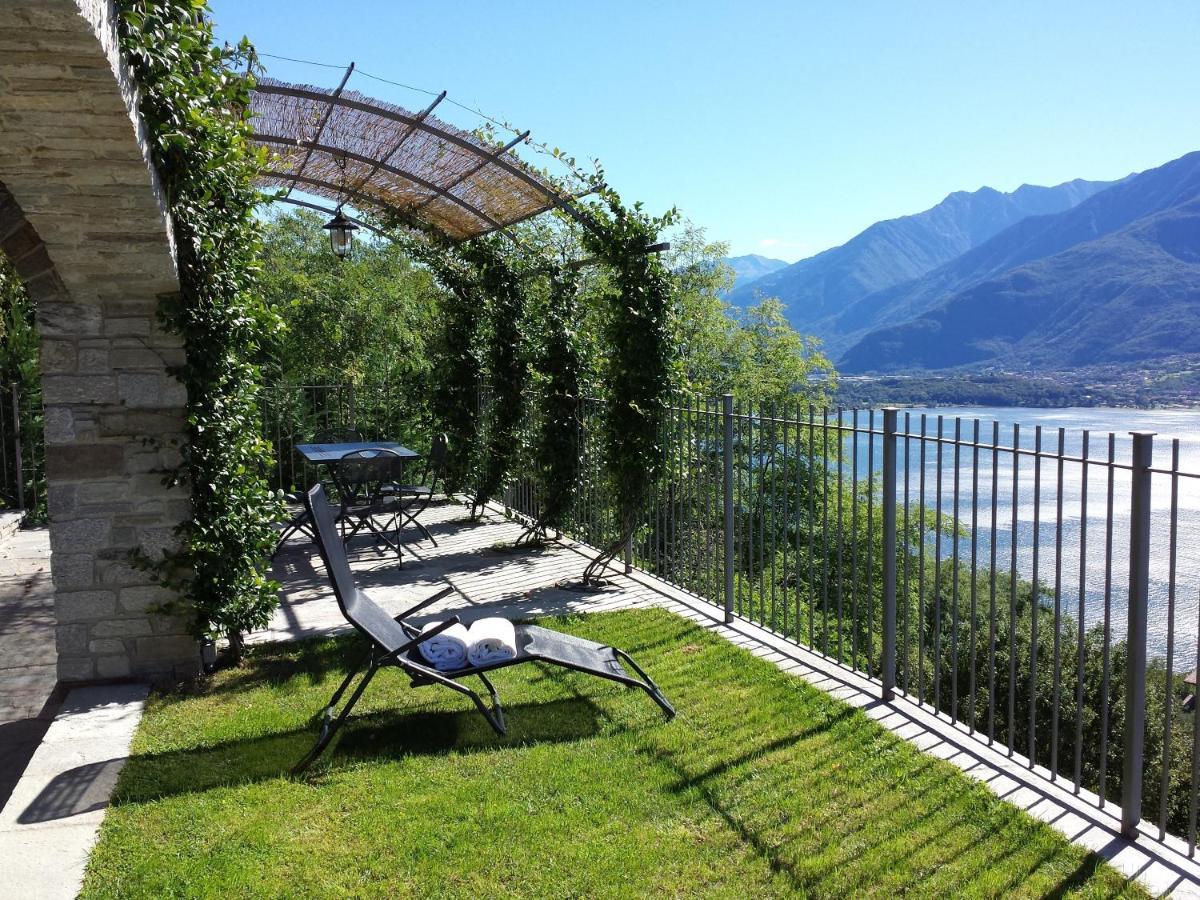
[[0, 0, 196, 682]]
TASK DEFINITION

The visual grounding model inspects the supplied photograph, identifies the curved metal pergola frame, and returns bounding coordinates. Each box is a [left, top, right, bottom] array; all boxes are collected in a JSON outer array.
[[249, 67, 595, 245]]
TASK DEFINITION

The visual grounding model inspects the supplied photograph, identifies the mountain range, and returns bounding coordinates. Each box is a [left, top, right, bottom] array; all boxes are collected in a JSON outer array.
[[729, 150, 1200, 376], [721, 253, 788, 295]]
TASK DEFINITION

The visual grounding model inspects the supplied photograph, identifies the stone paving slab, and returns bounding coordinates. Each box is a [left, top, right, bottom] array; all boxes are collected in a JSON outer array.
[[0, 528, 57, 724], [0, 684, 148, 899], [264, 500, 1200, 897]]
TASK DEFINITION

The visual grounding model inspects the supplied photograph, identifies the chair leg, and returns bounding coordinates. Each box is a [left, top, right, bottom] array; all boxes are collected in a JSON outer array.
[[476, 672, 505, 733], [292, 656, 379, 775], [397, 505, 437, 547], [613, 648, 676, 719], [272, 510, 313, 559]]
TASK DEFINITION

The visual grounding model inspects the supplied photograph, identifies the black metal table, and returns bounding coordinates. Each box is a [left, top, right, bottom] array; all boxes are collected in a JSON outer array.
[[295, 441, 420, 465], [295, 441, 422, 559]]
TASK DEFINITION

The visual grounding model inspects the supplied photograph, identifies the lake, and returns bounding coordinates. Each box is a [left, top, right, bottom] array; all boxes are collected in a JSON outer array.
[[836, 406, 1200, 661]]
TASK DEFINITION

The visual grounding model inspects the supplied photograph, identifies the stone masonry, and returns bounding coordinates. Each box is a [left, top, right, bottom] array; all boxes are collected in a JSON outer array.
[[0, 1, 197, 682]]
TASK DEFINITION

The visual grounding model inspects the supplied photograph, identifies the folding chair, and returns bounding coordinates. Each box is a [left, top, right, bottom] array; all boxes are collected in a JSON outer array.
[[272, 428, 365, 559], [383, 432, 448, 547], [333, 448, 407, 559], [292, 483, 674, 773]]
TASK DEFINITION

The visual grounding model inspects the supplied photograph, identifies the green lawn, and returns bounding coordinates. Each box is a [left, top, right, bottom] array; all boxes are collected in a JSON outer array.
[[82, 609, 1143, 898]]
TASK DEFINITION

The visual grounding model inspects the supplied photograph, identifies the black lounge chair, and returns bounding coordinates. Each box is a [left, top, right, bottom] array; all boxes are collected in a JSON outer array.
[[292, 483, 675, 774]]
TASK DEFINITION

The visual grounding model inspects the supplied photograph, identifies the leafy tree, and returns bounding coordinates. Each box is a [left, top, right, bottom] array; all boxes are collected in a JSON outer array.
[[259, 210, 440, 388]]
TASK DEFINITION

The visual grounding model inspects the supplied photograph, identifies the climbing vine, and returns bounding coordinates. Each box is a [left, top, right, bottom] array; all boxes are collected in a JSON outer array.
[[580, 191, 678, 582], [116, 0, 282, 653], [401, 237, 485, 493], [466, 237, 530, 517], [523, 264, 583, 541]]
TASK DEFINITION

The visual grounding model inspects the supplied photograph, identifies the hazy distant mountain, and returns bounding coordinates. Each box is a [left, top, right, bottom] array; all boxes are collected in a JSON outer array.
[[722, 254, 788, 295], [730, 177, 1115, 350], [840, 152, 1200, 373]]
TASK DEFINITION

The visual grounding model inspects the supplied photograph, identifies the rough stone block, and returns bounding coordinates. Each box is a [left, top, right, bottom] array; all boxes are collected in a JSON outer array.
[[97, 560, 147, 588], [91, 617, 151, 638], [99, 409, 186, 438], [88, 638, 126, 655], [41, 405, 75, 443], [49, 553, 95, 590], [103, 316, 151, 336], [150, 614, 191, 635], [41, 374, 117, 404], [55, 623, 89, 654], [96, 654, 132, 678], [36, 301, 102, 336], [117, 372, 186, 408], [46, 481, 77, 516], [44, 442, 124, 480], [48, 515, 111, 552], [77, 480, 128, 504], [55, 589, 116, 621], [40, 339, 76, 373], [57, 656, 95, 682], [77, 346, 109, 372], [118, 584, 175, 613]]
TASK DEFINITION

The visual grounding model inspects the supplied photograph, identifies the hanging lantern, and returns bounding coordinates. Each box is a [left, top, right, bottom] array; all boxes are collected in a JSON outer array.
[[322, 210, 359, 260]]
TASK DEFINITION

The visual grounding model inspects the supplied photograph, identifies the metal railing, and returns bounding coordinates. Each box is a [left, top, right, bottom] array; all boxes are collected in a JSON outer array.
[[263, 384, 1200, 848], [260, 383, 431, 494], [500, 396, 1200, 849], [0, 382, 44, 522]]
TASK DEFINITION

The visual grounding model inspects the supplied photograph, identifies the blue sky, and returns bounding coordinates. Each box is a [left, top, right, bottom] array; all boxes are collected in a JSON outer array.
[[212, 1, 1200, 262]]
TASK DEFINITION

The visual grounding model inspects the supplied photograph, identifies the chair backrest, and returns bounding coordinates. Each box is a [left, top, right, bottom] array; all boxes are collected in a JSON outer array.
[[304, 484, 409, 654], [426, 433, 448, 489], [333, 448, 405, 506]]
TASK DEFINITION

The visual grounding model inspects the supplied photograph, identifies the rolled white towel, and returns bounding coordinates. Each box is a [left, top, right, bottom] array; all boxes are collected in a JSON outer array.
[[466, 617, 518, 667], [419, 621, 470, 671]]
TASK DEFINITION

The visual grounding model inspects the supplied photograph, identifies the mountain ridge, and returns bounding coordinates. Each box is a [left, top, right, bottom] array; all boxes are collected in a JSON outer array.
[[728, 175, 1117, 350], [838, 154, 1200, 373]]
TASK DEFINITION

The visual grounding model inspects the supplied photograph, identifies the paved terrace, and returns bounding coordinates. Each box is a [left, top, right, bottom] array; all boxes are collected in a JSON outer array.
[[265, 498, 1200, 897]]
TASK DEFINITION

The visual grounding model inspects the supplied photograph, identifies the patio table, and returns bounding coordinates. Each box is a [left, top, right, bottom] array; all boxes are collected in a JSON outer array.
[[294, 441, 423, 557], [295, 441, 420, 465]]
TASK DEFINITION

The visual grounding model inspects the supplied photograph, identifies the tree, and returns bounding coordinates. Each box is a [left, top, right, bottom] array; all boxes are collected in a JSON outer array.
[[259, 210, 441, 387]]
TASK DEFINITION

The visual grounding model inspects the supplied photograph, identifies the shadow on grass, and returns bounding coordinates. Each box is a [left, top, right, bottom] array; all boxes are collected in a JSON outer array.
[[102, 694, 607, 808]]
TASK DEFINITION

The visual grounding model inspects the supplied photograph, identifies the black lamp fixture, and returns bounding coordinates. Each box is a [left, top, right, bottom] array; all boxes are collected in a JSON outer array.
[[322, 208, 359, 260]]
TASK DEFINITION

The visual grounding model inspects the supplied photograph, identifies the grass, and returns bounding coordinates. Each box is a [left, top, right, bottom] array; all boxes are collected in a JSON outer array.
[[81, 609, 1143, 898]]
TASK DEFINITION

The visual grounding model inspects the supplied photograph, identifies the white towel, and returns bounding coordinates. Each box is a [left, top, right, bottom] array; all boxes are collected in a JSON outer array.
[[419, 621, 470, 671], [466, 617, 518, 667]]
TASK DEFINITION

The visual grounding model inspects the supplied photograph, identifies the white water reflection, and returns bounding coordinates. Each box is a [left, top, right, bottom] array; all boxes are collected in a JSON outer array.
[[838, 407, 1200, 661]]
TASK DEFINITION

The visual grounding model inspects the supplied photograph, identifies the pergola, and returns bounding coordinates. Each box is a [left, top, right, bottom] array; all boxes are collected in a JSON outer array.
[[248, 66, 594, 243]]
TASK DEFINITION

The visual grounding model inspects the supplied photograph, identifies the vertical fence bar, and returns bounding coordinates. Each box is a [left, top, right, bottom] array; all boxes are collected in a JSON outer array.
[[1122, 430, 1155, 838], [722, 394, 735, 624], [881, 408, 898, 701], [1159, 439, 1179, 838], [12, 384, 24, 513]]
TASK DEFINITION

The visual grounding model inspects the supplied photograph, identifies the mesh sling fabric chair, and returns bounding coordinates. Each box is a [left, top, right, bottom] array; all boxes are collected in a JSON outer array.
[[382, 432, 448, 547], [272, 428, 364, 558], [292, 483, 675, 774]]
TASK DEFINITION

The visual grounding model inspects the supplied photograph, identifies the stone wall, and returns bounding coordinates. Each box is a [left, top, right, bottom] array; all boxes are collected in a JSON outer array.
[[0, 1, 196, 682]]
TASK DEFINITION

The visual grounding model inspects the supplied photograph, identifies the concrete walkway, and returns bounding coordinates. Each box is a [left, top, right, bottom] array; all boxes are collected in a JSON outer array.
[[264, 500, 1200, 897], [0, 526, 150, 900], [0, 525, 60, 818], [0, 684, 148, 899]]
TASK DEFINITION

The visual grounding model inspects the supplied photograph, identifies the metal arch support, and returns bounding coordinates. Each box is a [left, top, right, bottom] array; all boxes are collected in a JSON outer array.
[[351, 89, 447, 198], [283, 62, 355, 202], [253, 135, 517, 241], [253, 82, 599, 234]]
